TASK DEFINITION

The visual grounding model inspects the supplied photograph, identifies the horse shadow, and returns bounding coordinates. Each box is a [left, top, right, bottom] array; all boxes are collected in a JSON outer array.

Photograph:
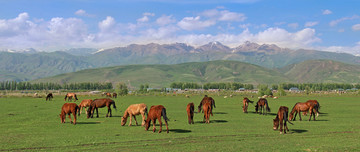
[[249, 112, 276, 116], [290, 129, 308, 134], [213, 112, 227, 114], [76, 122, 101, 125], [169, 129, 192, 133], [195, 119, 228, 124]]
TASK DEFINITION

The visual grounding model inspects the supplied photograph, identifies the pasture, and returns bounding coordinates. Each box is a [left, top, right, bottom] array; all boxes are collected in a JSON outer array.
[[1, 94, 359, 151]]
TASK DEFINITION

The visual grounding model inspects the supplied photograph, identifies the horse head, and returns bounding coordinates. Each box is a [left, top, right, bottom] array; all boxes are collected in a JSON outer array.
[[273, 118, 279, 130], [121, 116, 127, 126], [144, 119, 150, 131], [86, 106, 92, 118], [59, 114, 65, 123]]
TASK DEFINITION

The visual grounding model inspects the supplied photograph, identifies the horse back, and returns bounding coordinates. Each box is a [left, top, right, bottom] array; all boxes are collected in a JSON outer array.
[[61, 103, 78, 114], [148, 105, 165, 119]]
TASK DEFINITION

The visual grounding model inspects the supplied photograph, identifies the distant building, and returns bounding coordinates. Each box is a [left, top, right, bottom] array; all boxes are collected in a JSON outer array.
[[238, 88, 245, 91], [289, 87, 300, 92]]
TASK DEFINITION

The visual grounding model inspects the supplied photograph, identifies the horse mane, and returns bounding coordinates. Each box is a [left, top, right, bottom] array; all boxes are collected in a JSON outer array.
[[122, 109, 129, 119]]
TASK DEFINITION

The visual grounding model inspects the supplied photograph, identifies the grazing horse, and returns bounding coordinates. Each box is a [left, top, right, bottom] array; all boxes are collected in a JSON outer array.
[[186, 102, 195, 124], [113, 93, 117, 98], [273, 106, 293, 134], [46, 93, 53, 101], [121, 103, 148, 126], [59, 103, 79, 125], [64, 93, 78, 102], [105, 92, 112, 98], [242, 97, 254, 113], [78, 99, 93, 115], [255, 98, 271, 115], [87, 98, 116, 118], [203, 102, 212, 123], [198, 95, 216, 116], [302, 100, 320, 117], [144, 105, 169, 133], [289, 101, 316, 121]]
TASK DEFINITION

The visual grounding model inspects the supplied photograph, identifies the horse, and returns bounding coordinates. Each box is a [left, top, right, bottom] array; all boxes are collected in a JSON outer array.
[[59, 103, 79, 125], [273, 106, 293, 134], [46, 93, 53, 101], [198, 95, 216, 116], [87, 98, 116, 118], [121, 103, 148, 126], [186, 102, 195, 124], [302, 100, 320, 117], [255, 98, 271, 115], [203, 102, 212, 123], [64, 93, 78, 102], [289, 101, 316, 121], [78, 99, 93, 115], [144, 105, 169, 133], [242, 97, 254, 113], [105, 92, 112, 98], [113, 93, 117, 98]]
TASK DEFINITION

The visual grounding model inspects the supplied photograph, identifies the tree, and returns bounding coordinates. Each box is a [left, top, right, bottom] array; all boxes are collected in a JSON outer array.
[[116, 82, 128, 96]]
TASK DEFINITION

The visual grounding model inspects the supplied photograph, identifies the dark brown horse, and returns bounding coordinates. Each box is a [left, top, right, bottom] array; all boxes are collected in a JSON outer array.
[[113, 93, 117, 98], [198, 95, 216, 116], [302, 100, 320, 117], [186, 102, 194, 124], [46, 93, 53, 101], [87, 98, 116, 118], [242, 97, 254, 113], [203, 102, 212, 123], [255, 98, 271, 115], [64, 93, 78, 102], [59, 103, 79, 125], [144, 105, 169, 133], [273, 106, 293, 134], [289, 101, 316, 121]]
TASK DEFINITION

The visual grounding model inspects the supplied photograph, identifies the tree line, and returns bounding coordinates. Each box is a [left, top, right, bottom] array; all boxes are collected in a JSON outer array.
[[0, 81, 113, 90], [170, 82, 254, 90]]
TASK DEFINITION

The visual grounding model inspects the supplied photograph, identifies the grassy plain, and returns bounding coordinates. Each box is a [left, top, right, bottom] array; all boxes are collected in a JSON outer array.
[[1, 94, 359, 151]]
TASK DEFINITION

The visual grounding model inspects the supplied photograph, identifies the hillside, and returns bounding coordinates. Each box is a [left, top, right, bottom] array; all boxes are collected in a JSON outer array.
[[32, 60, 288, 88]]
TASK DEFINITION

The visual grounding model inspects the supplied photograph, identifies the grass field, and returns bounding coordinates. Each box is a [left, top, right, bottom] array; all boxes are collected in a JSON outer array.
[[1, 94, 359, 151]]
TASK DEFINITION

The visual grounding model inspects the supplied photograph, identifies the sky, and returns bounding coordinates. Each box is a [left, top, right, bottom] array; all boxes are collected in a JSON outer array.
[[0, 0, 360, 54]]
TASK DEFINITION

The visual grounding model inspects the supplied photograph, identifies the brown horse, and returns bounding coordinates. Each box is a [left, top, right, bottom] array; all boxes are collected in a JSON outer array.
[[64, 93, 78, 102], [144, 105, 169, 133], [198, 95, 216, 116], [59, 103, 79, 125], [289, 102, 316, 121], [113, 93, 117, 98], [273, 106, 293, 134], [105, 92, 112, 98], [302, 100, 320, 117], [46, 93, 53, 101], [121, 103, 148, 126], [203, 102, 212, 123], [87, 98, 116, 118], [255, 98, 271, 115], [242, 97, 254, 113], [78, 99, 93, 115], [186, 102, 195, 124]]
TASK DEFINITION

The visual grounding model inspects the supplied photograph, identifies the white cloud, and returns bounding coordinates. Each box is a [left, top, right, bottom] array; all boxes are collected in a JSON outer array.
[[329, 15, 360, 26], [143, 12, 155, 16], [177, 16, 216, 30], [0, 12, 33, 37], [74, 9, 94, 17], [137, 16, 149, 22], [98, 16, 116, 32], [156, 15, 176, 26], [201, 9, 246, 22], [338, 29, 345, 32], [352, 24, 360, 31], [305, 21, 319, 27], [322, 9, 332, 15], [288, 23, 299, 29]]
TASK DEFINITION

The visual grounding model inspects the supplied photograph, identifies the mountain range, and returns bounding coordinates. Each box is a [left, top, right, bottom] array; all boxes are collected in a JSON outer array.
[[1, 41, 360, 82]]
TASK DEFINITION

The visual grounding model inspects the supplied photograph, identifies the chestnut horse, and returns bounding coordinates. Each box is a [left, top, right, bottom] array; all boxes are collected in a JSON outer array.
[[198, 95, 216, 116], [255, 98, 271, 115], [105, 92, 112, 98], [273, 106, 293, 134], [145, 105, 169, 133], [59, 103, 79, 125], [302, 100, 320, 117], [203, 102, 212, 123], [289, 101, 316, 121], [113, 93, 117, 98], [186, 102, 195, 124], [78, 99, 93, 115], [242, 97, 254, 113], [87, 98, 116, 118], [46, 93, 53, 101], [64, 93, 78, 102], [121, 103, 148, 126]]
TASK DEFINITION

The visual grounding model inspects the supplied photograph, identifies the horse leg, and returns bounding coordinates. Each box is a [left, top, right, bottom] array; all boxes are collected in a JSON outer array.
[[158, 117, 163, 133], [141, 113, 146, 126], [152, 119, 156, 133], [133, 115, 138, 126], [293, 112, 297, 121], [298, 110, 302, 121], [68, 114, 73, 124], [279, 120, 284, 134], [164, 117, 169, 133], [129, 114, 133, 126], [96, 108, 99, 118], [73, 113, 77, 125]]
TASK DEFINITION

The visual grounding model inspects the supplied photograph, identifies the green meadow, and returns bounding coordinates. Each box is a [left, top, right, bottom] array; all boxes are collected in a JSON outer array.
[[1, 94, 359, 151]]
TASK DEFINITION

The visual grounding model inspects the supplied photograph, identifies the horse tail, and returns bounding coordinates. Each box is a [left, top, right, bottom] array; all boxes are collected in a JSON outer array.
[[212, 98, 216, 108], [284, 110, 293, 125], [265, 100, 271, 112], [144, 106, 148, 115], [74, 95, 78, 100], [64, 94, 67, 101], [161, 108, 169, 122], [190, 105, 194, 114], [112, 101, 117, 110], [248, 100, 254, 104]]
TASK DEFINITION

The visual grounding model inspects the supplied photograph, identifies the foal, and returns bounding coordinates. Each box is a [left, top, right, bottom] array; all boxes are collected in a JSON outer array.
[[59, 103, 79, 125], [273, 106, 293, 134], [186, 102, 194, 124], [145, 105, 169, 133], [121, 103, 148, 126], [78, 99, 93, 115], [255, 98, 271, 115], [242, 97, 254, 113]]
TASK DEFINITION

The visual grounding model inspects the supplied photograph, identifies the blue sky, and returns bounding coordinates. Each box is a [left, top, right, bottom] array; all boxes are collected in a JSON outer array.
[[0, 0, 359, 54]]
